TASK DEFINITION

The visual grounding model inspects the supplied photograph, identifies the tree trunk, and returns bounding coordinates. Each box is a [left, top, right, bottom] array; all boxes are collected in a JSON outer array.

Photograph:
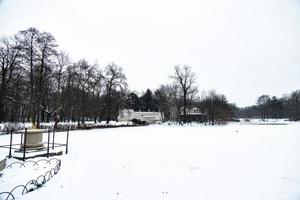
[[0, 70, 7, 122], [183, 92, 187, 123], [36, 106, 40, 128], [106, 88, 112, 124]]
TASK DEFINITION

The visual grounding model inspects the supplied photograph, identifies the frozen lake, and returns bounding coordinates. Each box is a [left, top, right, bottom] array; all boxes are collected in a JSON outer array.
[[1, 122, 300, 200]]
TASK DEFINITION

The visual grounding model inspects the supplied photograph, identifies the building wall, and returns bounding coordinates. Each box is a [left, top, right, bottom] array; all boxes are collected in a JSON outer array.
[[118, 109, 163, 124]]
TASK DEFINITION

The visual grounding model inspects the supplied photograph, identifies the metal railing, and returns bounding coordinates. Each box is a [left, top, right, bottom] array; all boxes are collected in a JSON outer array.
[[0, 128, 69, 161], [0, 158, 61, 200]]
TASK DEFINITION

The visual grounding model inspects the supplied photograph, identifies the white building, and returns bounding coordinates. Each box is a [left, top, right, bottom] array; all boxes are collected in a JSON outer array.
[[118, 109, 163, 124], [180, 107, 206, 115]]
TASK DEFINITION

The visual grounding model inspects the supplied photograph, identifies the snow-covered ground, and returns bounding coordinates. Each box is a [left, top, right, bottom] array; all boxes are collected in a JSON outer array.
[[0, 121, 134, 133], [1, 122, 300, 200], [0, 158, 60, 199], [240, 118, 290, 125]]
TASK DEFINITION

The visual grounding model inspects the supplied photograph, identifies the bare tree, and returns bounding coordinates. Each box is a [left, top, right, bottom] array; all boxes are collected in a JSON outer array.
[[18, 27, 40, 125], [166, 83, 182, 122], [88, 63, 104, 123], [54, 51, 69, 105], [61, 64, 78, 122], [200, 90, 232, 124], [0, 35, 23, 122], [256, 95, 271, 120], [104, 63, 127, 123], [46, 50, 70, 122], [0, 28, 135, 126], [171, 65, 197, 123], [285, 90, 300, 121], [72, 59, 96, 125], [17, 28, 59, 127], [154, 84, 175, 121], [36, 32, 58, 127]]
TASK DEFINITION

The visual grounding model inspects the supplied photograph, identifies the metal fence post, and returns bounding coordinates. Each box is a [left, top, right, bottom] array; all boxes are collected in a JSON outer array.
[[47, 129, 50, 158], [23, 128, 27, 161], [65, 127, 69, 154], [52, 128, 55, 150], [20, 131, 23, 147], [8, 129, 13, 158]]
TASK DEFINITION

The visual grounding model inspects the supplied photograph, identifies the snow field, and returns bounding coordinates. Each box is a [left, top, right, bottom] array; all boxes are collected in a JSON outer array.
[[1, 122, 300, 200]]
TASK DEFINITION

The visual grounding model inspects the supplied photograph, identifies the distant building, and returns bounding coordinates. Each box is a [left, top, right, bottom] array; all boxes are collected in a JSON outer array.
[[118, 109, 163, 124], [178, 107, 208, 123]]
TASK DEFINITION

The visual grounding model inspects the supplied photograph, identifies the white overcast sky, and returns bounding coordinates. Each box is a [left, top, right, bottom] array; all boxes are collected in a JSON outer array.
[[0, 0, 299, 107]]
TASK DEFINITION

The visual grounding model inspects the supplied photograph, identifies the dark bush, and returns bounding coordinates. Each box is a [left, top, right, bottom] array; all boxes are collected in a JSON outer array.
[[131, 118, 147, 125]]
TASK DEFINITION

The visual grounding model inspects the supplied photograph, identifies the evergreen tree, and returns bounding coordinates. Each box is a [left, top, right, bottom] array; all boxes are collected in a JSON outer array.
[[140, 89, 157, 111], [125, 92, 141, 111]]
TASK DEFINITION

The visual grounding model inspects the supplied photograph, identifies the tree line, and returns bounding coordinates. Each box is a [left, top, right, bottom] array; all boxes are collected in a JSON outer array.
[[235, 91, 300, 121], [4, 27, 298, 127], [124, 65, 234, 124], [0, 27, 128, 127]]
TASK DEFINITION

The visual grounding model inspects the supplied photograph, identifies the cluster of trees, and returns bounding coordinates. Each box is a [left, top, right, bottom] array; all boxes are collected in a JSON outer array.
[[235, 90, 300, 121], [0, 28, 127, 127], [124, 65, 234, 124], [1, 27, 266, 126]]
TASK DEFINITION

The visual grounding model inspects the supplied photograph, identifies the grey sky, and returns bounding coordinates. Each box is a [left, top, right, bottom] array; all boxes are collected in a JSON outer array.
[[0, 0, 299, 107]]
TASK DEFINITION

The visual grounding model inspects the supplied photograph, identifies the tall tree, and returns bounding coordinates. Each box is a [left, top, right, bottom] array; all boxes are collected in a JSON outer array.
[[53, 51, 69, 109], [160, 83, 182, 121], [171, 65, 197, 123], [154, 85, 171, 121], [90, 66, 104, 123], [18, 27, 40, 125], [104, 63, 127, 123], [256, 95, 271, 120], [18, 28, 58, 127], [0, 35, 23, 122], [35, 31, 58, 127], [286, 90, 300, 120], [74, 59, 96, 124], [269, 96, 283, 119]]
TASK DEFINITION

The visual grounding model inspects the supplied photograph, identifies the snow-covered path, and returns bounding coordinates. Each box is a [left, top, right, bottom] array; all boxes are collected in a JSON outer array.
[[2, 123, 300, 200]]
